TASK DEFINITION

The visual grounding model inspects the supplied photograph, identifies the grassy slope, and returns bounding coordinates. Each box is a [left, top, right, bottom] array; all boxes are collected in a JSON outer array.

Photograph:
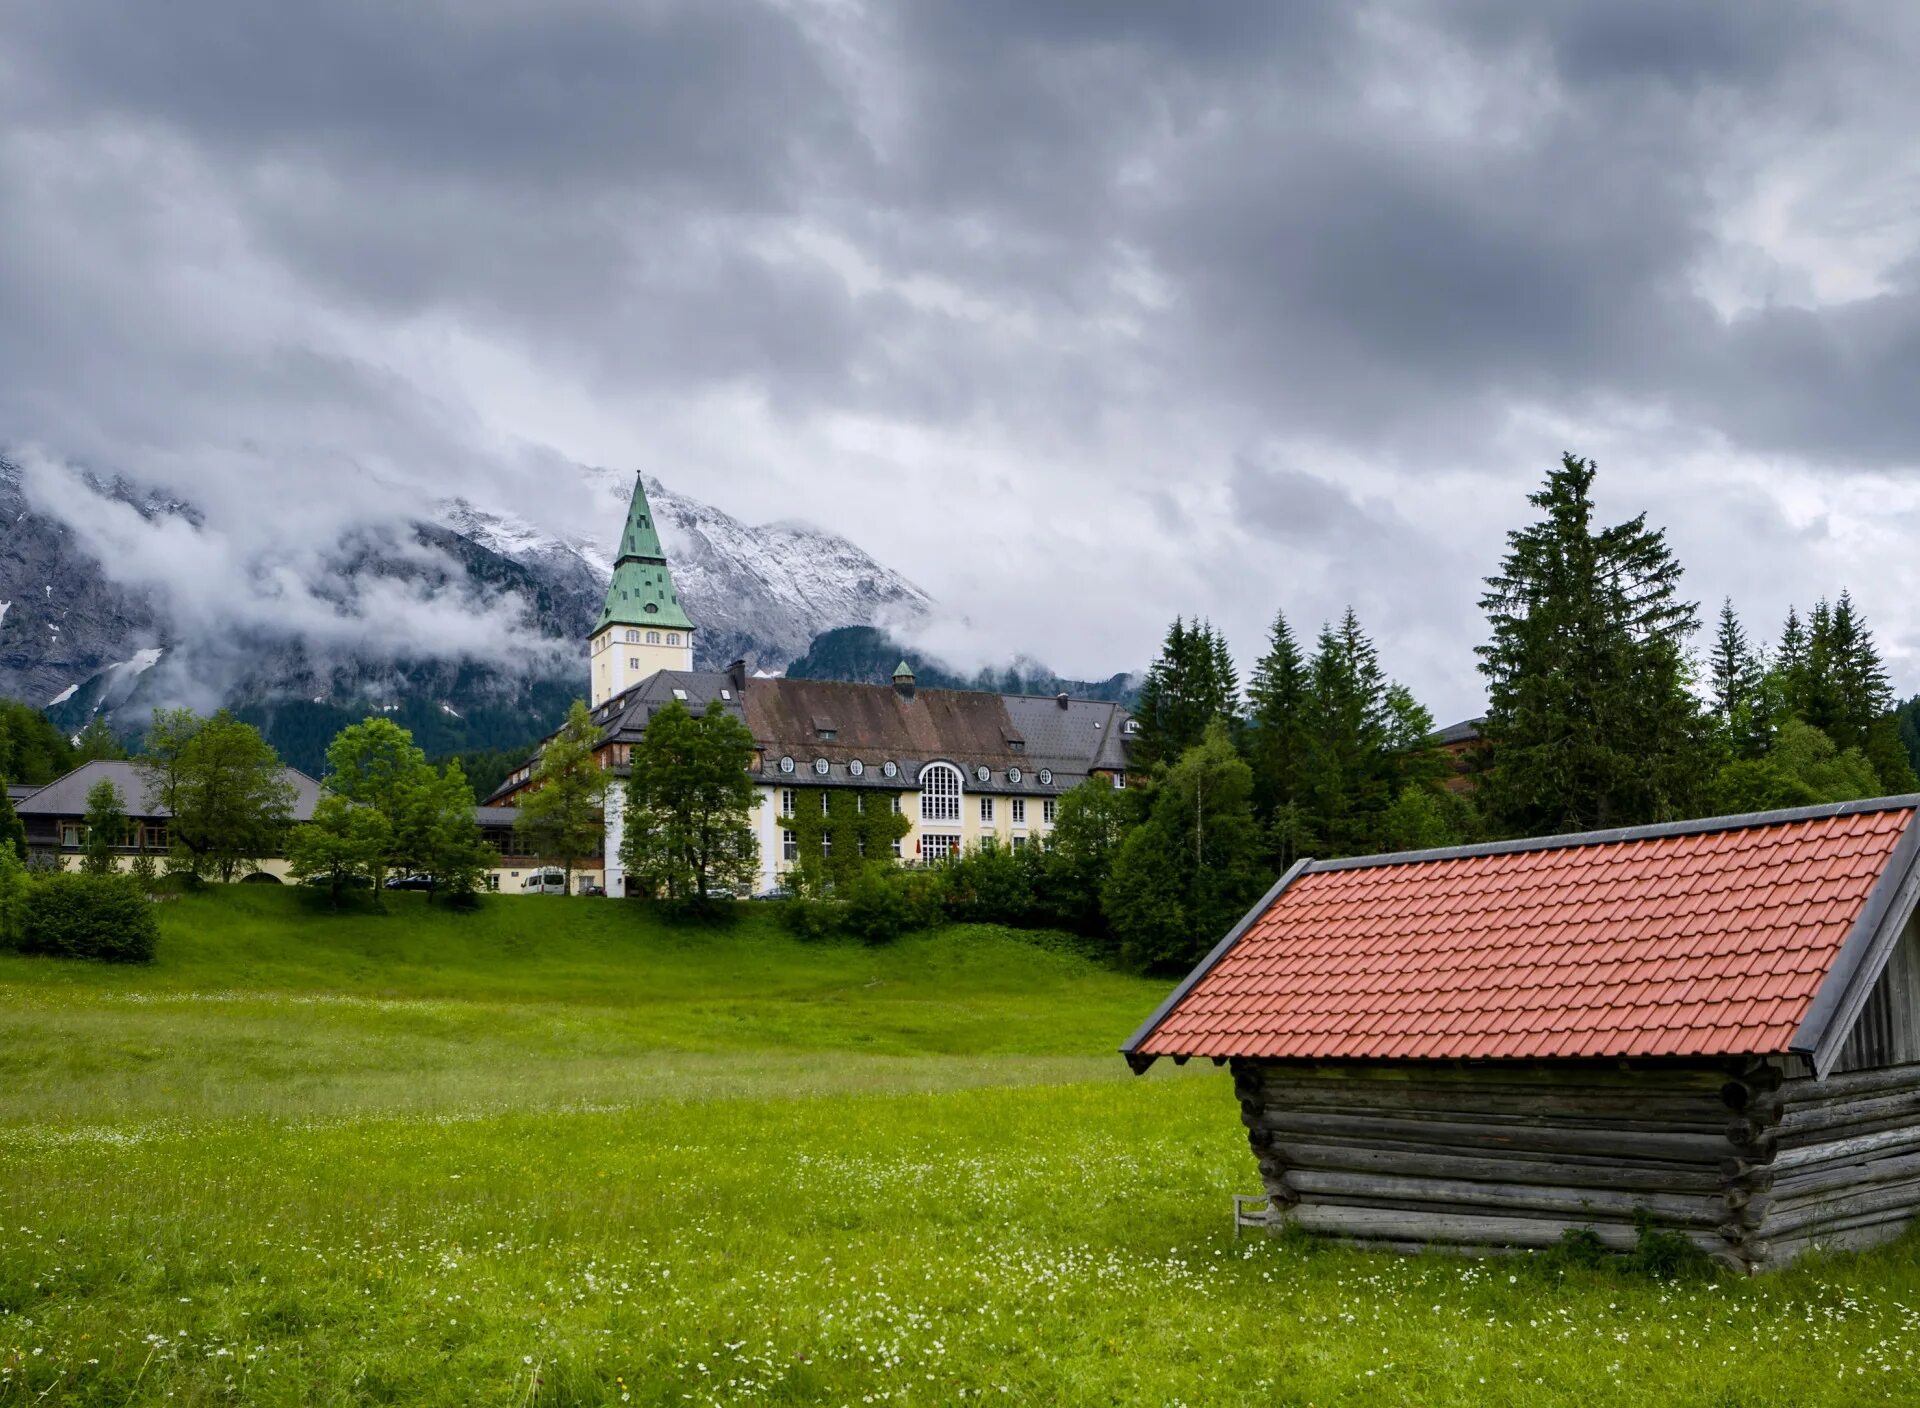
[[4, 892, 1920, 1405]]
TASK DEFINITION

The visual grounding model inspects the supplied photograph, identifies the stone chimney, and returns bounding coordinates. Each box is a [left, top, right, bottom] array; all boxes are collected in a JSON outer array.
[[1056, 691, 1070, 710], [727, 658, 748, 693]]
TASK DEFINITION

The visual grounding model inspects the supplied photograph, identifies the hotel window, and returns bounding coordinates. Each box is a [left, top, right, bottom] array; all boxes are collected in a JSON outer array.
[[629, 657, 640, 670], [922, 833, 959, 863], [1011, 834, 1027, 851], [892, 835, 902, 858], [979, 797, 995, 823], [822, 833, 833, 857], [1112, 772, 1127, 790], [1043, 799, 1058, 825], [891, 794, 902, 815], [1011, 798, 1026, 825], [783, 830, 798, 862], [781, 789, 795, 817], [626, 629, 640, 644], [821, 793, 831, 816], [646, 630, 662, 645], [920, 762, 962, 822], [60, 823, 83, 848], [667, 633, 680, 645]]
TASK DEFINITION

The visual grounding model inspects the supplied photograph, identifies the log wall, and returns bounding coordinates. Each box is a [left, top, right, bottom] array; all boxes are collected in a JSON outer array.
[[1234, 1056, 1920, 1271]]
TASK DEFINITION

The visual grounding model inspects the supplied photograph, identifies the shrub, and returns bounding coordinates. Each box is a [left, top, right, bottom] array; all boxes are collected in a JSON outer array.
[[842, 866, 949, 944], [18, 872, 160, 963], [0, 842, 29, 949], [777, 896, 848, 942], [942, 845, 1038, 926]]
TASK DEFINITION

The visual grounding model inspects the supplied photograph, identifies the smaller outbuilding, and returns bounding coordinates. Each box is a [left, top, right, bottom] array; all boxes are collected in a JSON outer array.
[[1123, 797, 1920, 1271]]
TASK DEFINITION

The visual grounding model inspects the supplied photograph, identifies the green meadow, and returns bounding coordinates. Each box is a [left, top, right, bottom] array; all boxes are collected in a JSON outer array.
[[5, 891, 1920, 1405]]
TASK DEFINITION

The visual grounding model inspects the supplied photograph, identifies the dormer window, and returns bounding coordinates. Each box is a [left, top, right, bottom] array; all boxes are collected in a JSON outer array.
[[1123, 719, 1140, 735], [818, 728, 837, 741], [1007, 740, 1025, 753]]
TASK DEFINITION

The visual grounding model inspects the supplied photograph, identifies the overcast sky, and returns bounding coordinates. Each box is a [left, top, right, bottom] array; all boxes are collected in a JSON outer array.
[[5, 1, 1920, 721]]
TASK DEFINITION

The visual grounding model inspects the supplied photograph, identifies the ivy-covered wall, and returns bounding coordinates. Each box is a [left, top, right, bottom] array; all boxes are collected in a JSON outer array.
[[779, 787, 913, 891]]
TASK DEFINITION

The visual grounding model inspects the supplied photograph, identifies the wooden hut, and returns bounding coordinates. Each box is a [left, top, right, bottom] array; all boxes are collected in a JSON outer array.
[[1121, 797, 1920, 1271]]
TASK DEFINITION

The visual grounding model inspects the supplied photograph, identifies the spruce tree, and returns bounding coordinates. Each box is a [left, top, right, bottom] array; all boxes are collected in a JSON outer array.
[[1709, 599, 1768, 759], [1476, 454, 1709, 833], [1132, 617, 1241, 767], [1244, 610, 1309, 839]]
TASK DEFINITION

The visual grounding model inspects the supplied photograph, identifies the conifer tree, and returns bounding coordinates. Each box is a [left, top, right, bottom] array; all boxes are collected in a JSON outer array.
[[1709, 599, 1768, 759], [1132, 617, 1241, 767], [1476, 454, 1710, 833], [1244, 610, 1309, 837]]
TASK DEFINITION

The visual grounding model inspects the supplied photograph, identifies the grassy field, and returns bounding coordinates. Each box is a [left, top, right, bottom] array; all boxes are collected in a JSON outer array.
[[5, 891, 1920, 1404]]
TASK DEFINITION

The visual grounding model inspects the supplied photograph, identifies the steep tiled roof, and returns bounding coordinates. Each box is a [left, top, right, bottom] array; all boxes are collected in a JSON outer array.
[[535, 671, 1134, 801], [12, 759, 325, 822], [1129, 801, 1920, 1065]]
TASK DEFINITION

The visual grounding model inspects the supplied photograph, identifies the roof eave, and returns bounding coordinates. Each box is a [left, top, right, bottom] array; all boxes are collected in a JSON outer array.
[[1790, 804, 1920, 1078], [1120, 857, 1315, 1073]]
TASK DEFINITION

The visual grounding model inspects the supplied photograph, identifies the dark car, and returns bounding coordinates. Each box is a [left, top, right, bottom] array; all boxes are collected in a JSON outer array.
[[383, 874, 435, 891]]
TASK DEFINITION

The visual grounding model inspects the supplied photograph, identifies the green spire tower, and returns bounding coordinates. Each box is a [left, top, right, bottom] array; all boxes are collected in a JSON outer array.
[[589, 474, 696, 706]]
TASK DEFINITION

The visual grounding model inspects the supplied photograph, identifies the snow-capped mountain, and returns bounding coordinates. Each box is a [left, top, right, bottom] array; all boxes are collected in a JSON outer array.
[[440, 467, 932, 671], [0, 455, 932, 768]]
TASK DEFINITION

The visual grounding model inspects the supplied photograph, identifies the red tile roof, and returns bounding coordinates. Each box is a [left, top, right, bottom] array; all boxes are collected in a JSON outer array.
[[1132, 804, 1917, 1064]]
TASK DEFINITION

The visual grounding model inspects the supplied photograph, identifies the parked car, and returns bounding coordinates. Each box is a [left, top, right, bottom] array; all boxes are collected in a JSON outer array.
[[300, 873, 372, 890], [521, 869, 568, 894], [384, 874, 434, 891], [750, 887, 791, 901], [578, 881, 605, 897]]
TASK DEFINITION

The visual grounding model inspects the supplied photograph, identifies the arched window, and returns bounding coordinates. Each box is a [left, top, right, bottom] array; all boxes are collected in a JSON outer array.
[[920, 762, 963, 822], [625, 629, 640, 644], [667, 633, 680, 646], [646, 630, 661, 644]]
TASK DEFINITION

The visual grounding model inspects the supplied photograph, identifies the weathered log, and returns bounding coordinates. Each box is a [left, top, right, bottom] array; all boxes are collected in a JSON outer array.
[[1274, 1139, 1729, 1191], [1771, 1149, 1920, 1203], [1770, 1125, 1920, 1174], [1283, 1169, 1728, 1226], [1255, 1110, 1735, 1161], [1761, 1178, 1920, 1239], [1776, 1088, 1920, 1138], [1256, 1080, 1733, 1114], [1779, 1063, 1920, 1105], [1285, 1204, 1732, 1255]]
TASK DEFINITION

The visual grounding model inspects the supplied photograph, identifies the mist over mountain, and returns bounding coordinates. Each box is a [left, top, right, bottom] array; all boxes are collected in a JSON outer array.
[[786, 626, 1139, 706], [0, 456, 934, 769]]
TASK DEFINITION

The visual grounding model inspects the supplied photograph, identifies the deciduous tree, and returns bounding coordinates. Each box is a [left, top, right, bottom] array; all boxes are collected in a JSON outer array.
[[620, 699, 759, 903], [138, 711, 296, 882], [80, 778, 127, 875], [516, 700, 610, 893], [1103, 721, 1269, 970]]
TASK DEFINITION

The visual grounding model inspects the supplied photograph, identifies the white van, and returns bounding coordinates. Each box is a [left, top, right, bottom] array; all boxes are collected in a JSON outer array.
[[521, 869, 568, 895]]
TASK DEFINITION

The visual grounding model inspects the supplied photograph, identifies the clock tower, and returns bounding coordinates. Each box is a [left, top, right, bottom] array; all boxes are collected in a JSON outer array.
[[589, 474, 696, 706]]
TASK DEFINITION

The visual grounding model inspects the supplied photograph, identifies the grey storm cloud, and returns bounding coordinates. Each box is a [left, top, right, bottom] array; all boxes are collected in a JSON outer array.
[[3, 0, 1920, 719]]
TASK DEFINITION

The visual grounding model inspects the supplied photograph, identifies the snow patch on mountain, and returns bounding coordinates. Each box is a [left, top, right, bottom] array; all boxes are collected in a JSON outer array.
[[436, 467, 933, 671]]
